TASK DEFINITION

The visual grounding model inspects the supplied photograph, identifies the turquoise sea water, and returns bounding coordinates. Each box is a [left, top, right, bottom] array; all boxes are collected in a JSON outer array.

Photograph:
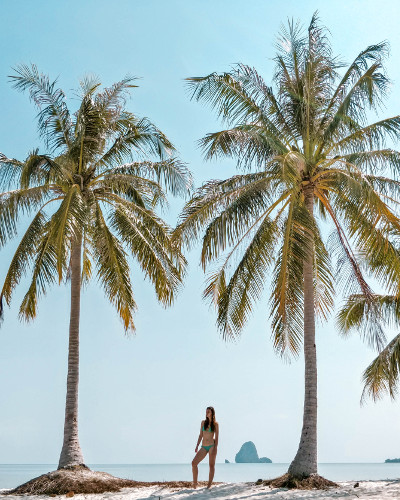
[[0, 463, 400, 489]]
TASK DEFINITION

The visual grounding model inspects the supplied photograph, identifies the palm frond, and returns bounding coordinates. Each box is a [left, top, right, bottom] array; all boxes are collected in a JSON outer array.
[[175, 172, 274, 249], [186, 71, 265, 125], [362, 333, 400, 402], [94, 174, 162, 208], [328, 116, 400, 155], [125, 116, 176, 160], [337, 293, 388, 351], [111, 205, 184, 306], [341, 149, 400, 175], [0, 211, 47, 314], [322, 61, 390, 146], [51, 186, 86, 282], [116, 158, 192, 197], [19, 150, 65, 189], [319, 42, 388, 132], [316, 189, 373, 300], [90, 202, 136, 332], [204, 215, 279, 340], [200, 177, 274, 267], [73, 80, 106, 169], [95, 76, 138, 112], [0, 154, 24, 190], [199, 123, 287, 168], [0, 185, 55, 247], [10, 64, 72, 151], [273, 13, 340, 144], [18, 220, 59, 321], [95, 118, 183, 178], [328, 173, 400, 296], [270, 200, 312, 357]]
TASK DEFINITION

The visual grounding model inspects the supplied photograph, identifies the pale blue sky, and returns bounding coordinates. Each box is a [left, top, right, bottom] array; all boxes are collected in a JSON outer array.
[[1, 0, 400, 465]]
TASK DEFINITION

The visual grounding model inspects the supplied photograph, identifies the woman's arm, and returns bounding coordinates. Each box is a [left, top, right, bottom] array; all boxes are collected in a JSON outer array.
[[195, 421, 203, 453], [214, 422, 219, 449]]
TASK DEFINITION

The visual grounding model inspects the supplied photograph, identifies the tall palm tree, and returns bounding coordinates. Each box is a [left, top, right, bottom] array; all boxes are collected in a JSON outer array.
[[0, 65, 191, 469], [175, 15, 400, 483]]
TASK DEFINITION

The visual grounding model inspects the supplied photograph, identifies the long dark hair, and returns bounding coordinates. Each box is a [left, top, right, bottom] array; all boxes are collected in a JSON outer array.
[[204, 406, 215, 432]]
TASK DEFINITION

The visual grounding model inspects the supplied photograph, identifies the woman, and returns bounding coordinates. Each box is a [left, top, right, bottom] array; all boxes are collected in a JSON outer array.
[[192, 406, 219, 489]]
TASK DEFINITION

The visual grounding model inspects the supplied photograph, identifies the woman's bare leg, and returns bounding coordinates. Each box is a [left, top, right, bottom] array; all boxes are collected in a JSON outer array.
[[192, 448, 207, 488], [207, 446, 217, 488]]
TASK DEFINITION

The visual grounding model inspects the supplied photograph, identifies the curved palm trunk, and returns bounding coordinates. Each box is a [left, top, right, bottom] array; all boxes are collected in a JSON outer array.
[[58, 235, 85, 469], [288, 188, 317, 478]]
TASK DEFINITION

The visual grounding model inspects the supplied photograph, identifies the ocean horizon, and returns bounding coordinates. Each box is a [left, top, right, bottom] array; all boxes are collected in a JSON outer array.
[[1, 463, 400, 489]]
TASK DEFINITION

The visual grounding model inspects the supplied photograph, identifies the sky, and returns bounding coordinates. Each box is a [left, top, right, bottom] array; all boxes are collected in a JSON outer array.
[[1, 0, 400, 466]]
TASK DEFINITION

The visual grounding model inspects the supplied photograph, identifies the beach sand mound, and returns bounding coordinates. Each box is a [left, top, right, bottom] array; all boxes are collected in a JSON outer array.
[[5, 466, 208, 496], [260, 473, 338, 489]]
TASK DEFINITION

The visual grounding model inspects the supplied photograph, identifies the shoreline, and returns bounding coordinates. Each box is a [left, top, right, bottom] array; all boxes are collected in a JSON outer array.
[[2, 480, 400, 499]]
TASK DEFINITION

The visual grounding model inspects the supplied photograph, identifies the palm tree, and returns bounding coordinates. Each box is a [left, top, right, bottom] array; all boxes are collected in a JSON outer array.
[[0, 65, 191, 470], [175, 14, 400, 484], [339, 294, 400, 401]]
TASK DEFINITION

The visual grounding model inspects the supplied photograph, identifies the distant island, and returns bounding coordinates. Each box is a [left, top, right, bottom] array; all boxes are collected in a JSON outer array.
[[235, 441, 272, 463], [385, 458, 400, 463]]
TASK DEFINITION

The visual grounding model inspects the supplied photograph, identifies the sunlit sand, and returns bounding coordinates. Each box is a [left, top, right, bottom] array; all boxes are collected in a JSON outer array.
[[3, 480, 400, 498]]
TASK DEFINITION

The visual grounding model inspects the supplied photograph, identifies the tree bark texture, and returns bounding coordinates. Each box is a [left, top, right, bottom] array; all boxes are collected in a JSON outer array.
[[58, 235, 85, 469], [288, 187, 318, 477]]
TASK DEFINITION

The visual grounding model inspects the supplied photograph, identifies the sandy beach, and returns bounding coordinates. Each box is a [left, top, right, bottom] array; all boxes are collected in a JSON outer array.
[[2, 480, 400, 499]]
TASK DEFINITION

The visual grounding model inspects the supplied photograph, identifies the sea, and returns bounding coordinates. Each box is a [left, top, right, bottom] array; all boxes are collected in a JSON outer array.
[[0, 463, 400, 489]]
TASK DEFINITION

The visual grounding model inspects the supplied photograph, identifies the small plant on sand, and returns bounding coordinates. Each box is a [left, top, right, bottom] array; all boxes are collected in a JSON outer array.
[[0, 65, 191, 493], [175, 13, 400, 488]]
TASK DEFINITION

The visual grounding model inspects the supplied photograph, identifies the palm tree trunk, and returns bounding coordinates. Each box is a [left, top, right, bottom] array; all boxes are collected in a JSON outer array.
[[288, 186, 317, 478], [58, 235, 85, 469]]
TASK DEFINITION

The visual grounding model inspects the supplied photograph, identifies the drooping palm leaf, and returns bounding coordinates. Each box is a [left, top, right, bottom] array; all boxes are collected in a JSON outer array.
[[362, 334, 400, 401], [91, 202, 137, 332]]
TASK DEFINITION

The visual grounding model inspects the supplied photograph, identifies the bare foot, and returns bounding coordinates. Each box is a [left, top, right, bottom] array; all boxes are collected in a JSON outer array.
[[193, 482, 197, 489], [206, 483, 212, 489]]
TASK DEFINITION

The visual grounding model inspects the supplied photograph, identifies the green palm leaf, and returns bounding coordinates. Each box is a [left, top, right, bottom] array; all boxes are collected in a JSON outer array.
[[0, 210, 47, 307], [10, 64, 72, 152], [18, 220, 59, 321], [91, 202, 136, 332], [270, 201, 312, 357], [0, 184, 55, 247], [205, 215, 279, 340], [362, 334, 400, 401], [111, 204, 182, 306]]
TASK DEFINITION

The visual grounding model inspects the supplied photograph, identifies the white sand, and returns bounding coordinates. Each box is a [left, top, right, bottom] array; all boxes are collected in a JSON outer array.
[[2, 480, 400, 499]]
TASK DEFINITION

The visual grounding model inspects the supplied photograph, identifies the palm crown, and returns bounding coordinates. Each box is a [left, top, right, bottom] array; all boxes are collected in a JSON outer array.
[[0, 65, 191, 330], [176, 15, 400, 354]]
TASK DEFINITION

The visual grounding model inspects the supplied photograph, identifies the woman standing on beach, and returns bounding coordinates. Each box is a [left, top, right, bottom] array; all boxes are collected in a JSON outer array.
[[192, 406, 219, 489]]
